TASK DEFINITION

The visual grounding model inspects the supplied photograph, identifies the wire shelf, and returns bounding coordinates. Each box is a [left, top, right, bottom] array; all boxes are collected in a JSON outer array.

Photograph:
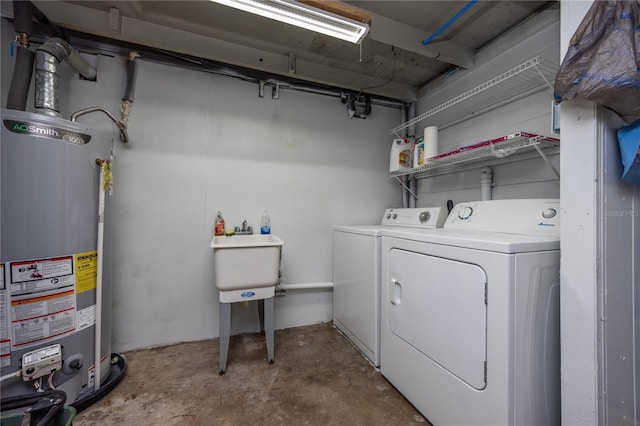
[[390, 132, 560, 178], [390, 56, 559, 135]]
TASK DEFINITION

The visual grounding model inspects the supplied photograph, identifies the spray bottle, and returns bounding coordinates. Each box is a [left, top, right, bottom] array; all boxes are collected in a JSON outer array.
[[215, 211, 225, 236]]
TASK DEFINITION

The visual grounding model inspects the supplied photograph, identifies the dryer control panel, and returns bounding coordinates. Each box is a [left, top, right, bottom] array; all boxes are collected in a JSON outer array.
[[381, 207, 446, 228], [445, 199, 560, 236]]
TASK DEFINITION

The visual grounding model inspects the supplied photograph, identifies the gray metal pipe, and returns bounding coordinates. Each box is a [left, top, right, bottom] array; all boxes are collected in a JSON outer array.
[[72, 107, 128, 143], [35, 38, 97, 116]]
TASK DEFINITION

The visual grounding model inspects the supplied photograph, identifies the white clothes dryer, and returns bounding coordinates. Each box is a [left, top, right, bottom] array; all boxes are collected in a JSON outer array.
[[381, 199, 560, 426], [333, 207, 446, 366]]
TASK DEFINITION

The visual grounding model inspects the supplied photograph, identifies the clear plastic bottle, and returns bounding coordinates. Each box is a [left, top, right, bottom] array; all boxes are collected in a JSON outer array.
[[260, 209, 271, 235]]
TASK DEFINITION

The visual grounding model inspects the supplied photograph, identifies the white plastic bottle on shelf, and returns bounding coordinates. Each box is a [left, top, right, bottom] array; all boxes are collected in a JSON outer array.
[[389, 138, 411, 172], [260, 209, 271, 235]]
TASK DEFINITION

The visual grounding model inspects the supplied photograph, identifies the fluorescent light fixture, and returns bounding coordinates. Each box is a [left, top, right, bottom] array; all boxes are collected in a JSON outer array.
[[210, 0, 369, 44]]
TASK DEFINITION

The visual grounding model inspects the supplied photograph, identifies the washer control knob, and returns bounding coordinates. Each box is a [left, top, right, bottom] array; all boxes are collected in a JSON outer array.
[[419, 211, 431, 223], [392, 213, 398, 219], [458, 206, 473, 220], [386, 213, 391, 219], [542, 208, 557, 219]]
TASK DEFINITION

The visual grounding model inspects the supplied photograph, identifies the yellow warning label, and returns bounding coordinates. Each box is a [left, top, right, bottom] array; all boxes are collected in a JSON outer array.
[[75, 251, 97, 294]]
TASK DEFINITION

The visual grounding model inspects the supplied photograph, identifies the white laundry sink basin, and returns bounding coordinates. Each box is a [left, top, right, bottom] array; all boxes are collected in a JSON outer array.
[[210, 234, 283, 303]]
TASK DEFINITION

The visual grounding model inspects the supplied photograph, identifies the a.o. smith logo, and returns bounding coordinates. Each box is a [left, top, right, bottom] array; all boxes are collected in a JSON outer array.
[[3, 119, 91, 145]]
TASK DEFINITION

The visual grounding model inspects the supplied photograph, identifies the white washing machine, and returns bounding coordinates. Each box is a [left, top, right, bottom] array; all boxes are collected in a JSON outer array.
[[333, 207, 447, 367], [381, 199, 560, 426]]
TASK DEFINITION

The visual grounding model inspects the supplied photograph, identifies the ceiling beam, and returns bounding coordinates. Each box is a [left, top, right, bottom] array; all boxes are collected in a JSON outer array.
[[366, 11, 475, 69], [30, 0, 417, 101]]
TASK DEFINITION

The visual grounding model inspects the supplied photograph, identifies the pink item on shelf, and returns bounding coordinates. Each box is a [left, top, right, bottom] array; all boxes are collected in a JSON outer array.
[[429, 132, 559, 161]]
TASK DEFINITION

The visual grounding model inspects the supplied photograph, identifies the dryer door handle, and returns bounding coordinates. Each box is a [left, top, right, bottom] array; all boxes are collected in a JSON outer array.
[[390, 278, 402, 305]]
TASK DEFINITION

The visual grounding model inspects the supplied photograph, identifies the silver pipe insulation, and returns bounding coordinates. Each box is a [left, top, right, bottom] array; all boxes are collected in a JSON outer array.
[[35, 37, 97, 116]]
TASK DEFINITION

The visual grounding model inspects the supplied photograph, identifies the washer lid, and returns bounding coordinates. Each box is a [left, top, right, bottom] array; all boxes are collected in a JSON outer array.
[[333, 225, 382, 237], [382, 228, 559, 253]]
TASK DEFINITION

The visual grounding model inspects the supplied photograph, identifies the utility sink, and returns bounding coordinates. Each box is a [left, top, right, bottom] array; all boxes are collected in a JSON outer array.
[[210, 234, 283, 303]]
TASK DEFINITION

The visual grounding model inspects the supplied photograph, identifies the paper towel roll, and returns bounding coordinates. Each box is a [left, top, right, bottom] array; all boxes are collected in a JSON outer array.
[[424, 126, 439, 160]]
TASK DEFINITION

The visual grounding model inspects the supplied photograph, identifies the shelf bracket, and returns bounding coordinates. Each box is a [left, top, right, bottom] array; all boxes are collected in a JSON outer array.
[[394, 176, 419, 202], [534, 64, 554, 91], [533, 143, 560, 179]]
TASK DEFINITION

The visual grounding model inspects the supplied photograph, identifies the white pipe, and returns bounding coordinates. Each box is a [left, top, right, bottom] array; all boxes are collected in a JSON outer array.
[[480, 167, 493, 201], [276, 282, 334, 291], [0, 370, 21, 383], [94, 163, 106, 391]]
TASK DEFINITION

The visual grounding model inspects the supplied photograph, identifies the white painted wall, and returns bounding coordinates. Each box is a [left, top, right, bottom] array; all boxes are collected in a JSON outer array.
[[1, 20, 402, 352], [413, 6, 560, 208]]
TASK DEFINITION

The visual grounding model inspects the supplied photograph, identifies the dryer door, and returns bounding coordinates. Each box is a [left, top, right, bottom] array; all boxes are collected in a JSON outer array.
[[388, 249, 487, 389]]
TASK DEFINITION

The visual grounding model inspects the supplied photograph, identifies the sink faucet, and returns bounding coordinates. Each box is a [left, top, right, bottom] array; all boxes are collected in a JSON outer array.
[[234, 220, 253, 235]]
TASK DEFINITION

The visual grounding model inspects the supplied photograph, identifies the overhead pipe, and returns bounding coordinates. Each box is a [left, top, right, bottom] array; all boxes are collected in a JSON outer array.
[[64, 31, 407, 110], [30, 2, 67, 39], [422, 0, 478, 46]]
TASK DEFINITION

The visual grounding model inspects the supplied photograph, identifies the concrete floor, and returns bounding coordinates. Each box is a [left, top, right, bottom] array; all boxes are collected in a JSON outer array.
[[74, 323, 430, 425]]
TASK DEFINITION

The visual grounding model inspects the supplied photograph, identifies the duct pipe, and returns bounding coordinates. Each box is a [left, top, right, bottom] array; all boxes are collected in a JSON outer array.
[[480, 167, 493, 201], [7, 1, 34, 111], [35, 38, 97, 116]]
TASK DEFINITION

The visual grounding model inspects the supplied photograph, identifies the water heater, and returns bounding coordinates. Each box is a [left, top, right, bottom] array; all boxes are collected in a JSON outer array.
[[0, 108, 123, 408]]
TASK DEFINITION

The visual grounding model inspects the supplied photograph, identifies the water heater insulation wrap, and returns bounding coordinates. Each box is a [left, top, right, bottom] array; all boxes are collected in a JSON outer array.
[[0, 109, 113, 402]]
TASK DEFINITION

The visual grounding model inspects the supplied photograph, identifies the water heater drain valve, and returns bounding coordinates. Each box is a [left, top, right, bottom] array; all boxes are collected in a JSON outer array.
[[21, 344, 62, 381]]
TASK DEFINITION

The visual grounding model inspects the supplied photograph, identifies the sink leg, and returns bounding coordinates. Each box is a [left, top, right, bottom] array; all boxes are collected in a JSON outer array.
[[219, 302, 231, 375], [264, 296, 274, 364], [257, 299, 265, 335]]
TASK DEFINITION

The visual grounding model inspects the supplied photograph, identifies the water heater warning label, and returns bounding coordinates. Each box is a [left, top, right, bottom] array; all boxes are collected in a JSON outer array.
[[0, 264, 10, 367], [8, 256, 78, 350], [10, 256, 74, 296], [75, 251, 97, 294]]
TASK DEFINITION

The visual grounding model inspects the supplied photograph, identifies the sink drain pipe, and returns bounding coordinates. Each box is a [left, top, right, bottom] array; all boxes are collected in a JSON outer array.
[[276, 282, 333, 292]]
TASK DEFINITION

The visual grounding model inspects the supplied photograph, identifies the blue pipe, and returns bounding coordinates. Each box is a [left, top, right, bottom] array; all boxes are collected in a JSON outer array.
[[422, 0, 478, 46]]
